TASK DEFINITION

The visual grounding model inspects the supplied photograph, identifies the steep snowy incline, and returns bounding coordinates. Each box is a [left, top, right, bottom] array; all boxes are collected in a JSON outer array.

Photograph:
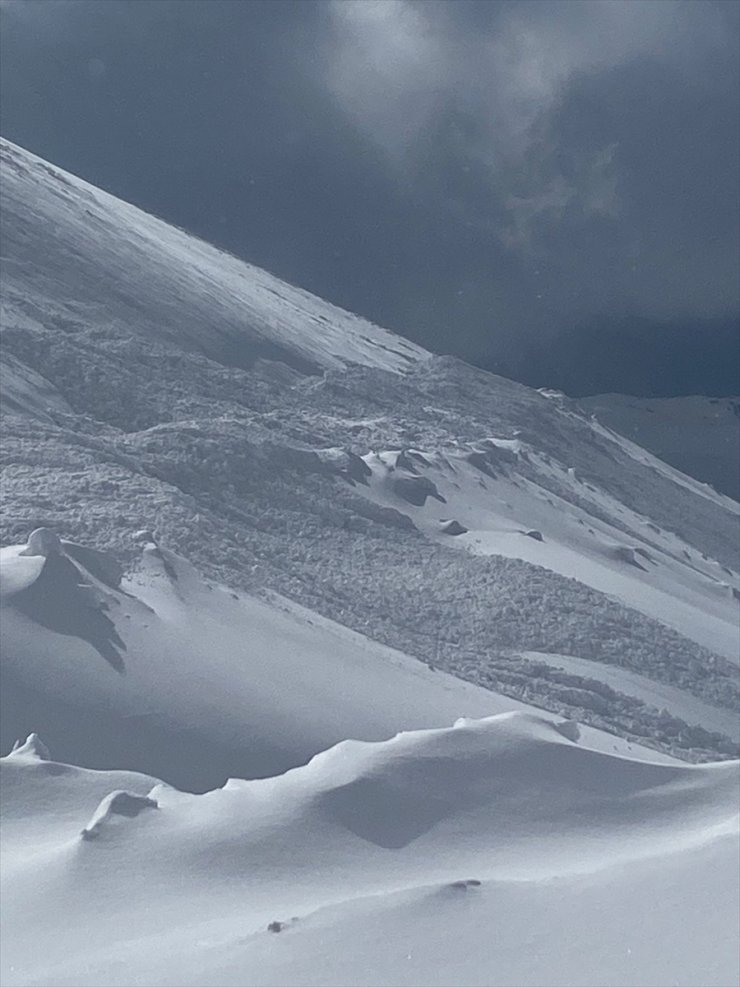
[[0, 139, 425, 374], [1, 713, 737, 987]]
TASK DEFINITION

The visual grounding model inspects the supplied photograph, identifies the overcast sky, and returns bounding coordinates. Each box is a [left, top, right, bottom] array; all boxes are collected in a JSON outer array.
[[1, 0, 738, 395]]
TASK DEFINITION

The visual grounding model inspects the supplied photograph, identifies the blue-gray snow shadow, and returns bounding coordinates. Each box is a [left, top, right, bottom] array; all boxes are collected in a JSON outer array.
[[9, 553, 126, 673], [320, 778, 451, 848]]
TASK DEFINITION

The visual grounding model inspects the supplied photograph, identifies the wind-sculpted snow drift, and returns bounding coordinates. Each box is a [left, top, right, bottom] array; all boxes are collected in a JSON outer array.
[[1, 713, 738, 987]]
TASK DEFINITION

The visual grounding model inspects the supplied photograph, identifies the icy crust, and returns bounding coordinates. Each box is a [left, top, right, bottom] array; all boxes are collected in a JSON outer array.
[[1, 715, 738, 986]]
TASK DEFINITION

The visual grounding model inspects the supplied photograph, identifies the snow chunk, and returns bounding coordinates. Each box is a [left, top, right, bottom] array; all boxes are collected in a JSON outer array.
[[522, 529, 544, 542], [19, 527, 63, 558], [133, 529, 157, 545], [611, 544, 649, 571], [9, 733, 51, 761], [440, 520, 468, 536], [552, 719, 581, 743]]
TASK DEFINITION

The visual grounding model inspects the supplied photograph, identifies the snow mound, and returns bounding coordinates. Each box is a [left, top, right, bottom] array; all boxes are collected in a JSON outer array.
[[81, 790, 159, 841], [1, 712, 737, 986], [3, 536, 127, 674], [1, 530, 124, 600], [7, 538, 573, 791], [19, 527, 63, 558], [296, 711, 738, 860]]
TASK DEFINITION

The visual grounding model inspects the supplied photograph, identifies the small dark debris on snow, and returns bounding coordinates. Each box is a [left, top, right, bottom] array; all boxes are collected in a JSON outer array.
[[267, 921, 285, 933], [449, 879, 482, 890]]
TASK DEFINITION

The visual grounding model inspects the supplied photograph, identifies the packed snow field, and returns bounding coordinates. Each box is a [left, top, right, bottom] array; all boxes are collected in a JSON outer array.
[[1, 138, 739, 985]]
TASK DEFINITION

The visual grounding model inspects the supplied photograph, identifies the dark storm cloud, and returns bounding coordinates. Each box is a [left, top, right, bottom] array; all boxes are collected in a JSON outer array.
[[1, 0, 738, 394]]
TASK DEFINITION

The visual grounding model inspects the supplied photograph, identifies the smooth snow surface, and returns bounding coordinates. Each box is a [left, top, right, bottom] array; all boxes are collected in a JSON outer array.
[[1, 713, 738, 987]]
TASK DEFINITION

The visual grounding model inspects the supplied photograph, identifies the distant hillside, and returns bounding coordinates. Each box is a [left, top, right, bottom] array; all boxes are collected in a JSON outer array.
[[581, 394, 740, 501]]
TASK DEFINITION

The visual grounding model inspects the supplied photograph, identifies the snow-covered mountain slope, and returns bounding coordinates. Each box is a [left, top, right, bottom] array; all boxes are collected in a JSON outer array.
[[357, 440, 739, 659], [0, 140, 425, 374], [581, 393, 740, 502], [2, 713, 737, 987], [1, 533, 680, 791], [1, 138, 739, 767], [0, 351, 73, 423]]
